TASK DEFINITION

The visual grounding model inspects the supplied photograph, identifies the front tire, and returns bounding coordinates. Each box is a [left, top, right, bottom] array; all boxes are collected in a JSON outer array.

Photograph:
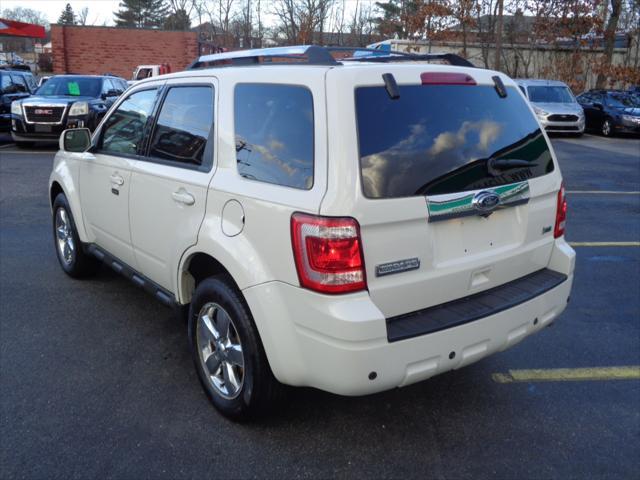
[[188, 276, 282, 420], [601, 119, 613, 137], [52, 193, 99, 278]]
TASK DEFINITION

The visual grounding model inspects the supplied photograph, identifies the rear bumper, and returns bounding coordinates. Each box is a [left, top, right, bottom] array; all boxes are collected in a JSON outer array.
[[244, 239, 575, 396]]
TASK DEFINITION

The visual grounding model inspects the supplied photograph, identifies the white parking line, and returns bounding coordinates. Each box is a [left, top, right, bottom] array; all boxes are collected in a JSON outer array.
[[567, 190, 640, 195], [569, 242, 640, 247]]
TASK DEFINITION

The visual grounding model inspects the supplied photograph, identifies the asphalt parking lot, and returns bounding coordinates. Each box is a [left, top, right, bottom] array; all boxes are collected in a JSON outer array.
[[1, 133, 639, 479]]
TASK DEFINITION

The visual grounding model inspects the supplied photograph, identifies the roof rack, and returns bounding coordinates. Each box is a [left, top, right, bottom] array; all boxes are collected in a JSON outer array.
[[187, 45, 474, 70]]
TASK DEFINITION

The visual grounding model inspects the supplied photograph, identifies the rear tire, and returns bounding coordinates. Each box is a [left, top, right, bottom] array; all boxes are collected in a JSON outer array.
[[188, 276, 283, 420], [52, 193, 99, 278]]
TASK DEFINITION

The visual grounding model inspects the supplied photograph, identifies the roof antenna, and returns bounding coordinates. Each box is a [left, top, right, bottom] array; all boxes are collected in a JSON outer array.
[[492, 75, 507, 98], [382, 73, 400, 100]]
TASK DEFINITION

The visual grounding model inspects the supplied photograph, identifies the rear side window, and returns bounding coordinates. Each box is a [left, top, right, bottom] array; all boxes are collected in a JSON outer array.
[[356, 84, 554, 198], [148, 86, 213, 167], [100, 88, 158, 156], [10, 74, 28, 93], [234, 84, 314, 190]]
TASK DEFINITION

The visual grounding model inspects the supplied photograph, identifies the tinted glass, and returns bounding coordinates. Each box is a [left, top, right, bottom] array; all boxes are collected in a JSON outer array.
[[234, 84, 314, 190], [10, 74, 28, 92], [356, 85, 554, 198], [528, 86, 574, 103], [605, 93, 639, 108], [0, 73, 11, 92], [36, 76, 102, 97], [149, 86, 213, 166], [518, 85, 526, 96], [102, 79, 114, 94], [100, 89, 158, 156]]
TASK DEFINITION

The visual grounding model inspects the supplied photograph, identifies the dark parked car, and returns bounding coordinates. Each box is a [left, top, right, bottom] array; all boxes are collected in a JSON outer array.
[[576, 89, 640, 137], [0, 69, 38, 132], [10, 74, 128, 146]]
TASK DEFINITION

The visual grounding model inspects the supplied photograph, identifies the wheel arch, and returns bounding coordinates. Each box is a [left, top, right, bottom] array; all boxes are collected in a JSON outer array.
[[178, 251, 241, 305]]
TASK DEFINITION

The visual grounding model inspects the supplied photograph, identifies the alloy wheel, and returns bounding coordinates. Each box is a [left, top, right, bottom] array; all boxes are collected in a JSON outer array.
[[55, 207, 75, 265], [196, 302, 245, 399]]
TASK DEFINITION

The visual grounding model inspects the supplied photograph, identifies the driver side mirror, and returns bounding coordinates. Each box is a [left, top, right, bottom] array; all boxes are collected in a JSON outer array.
[[60, 128, 92, 153], [594, 102, 604, 110], [102, 89, 121, 99]]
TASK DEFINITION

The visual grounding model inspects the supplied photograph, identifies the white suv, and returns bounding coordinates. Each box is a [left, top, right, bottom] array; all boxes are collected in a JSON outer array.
[[49, 46, 575, 419]]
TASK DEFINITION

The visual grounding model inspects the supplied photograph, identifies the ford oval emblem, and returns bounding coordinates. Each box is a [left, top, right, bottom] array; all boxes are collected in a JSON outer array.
[[472, 191, 501, 215]]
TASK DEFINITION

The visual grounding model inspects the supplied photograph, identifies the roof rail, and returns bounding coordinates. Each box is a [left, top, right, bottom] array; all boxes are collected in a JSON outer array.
[[188, 45, 338, 69], [187, 45, 474, 70]]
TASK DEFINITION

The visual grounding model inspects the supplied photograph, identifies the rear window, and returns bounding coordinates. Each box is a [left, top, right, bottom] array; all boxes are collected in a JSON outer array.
[[356, 84, 554, 198]]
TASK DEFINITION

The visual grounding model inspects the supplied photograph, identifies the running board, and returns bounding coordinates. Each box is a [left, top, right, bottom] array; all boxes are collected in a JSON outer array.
[[386, 268, 568, 342], [86, 244, 177, 308]]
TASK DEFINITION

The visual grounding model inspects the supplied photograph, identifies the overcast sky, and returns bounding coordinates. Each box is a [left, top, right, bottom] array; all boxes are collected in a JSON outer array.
[[1, 1, 123, 26]]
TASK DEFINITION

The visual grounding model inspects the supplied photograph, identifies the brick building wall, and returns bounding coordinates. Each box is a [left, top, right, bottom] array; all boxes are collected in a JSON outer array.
[[51, 24, 198, 79]]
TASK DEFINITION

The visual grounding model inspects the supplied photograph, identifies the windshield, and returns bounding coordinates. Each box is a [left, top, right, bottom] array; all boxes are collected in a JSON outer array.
[[606, 93, 639, 108], [35, 77, 101, 97], [527, 86, 574, 103], [356, 85, 554, 199]]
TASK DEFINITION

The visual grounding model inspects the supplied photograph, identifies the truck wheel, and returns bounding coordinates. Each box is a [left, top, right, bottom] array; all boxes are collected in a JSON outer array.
[[188, 276, 283, 420], [52, 193, 99, 278]]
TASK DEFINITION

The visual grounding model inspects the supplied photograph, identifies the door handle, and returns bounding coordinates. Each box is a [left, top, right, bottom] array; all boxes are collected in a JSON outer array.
[[110, 174, 124, 186], [172, 189, 195, 206]]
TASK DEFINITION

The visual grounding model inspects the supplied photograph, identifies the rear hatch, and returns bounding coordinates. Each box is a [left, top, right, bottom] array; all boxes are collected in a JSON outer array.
[[323, 65, 562, 319]]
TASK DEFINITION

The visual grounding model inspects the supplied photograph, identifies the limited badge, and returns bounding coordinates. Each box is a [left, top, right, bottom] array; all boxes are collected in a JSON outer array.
[[375, 258, 420, 277]]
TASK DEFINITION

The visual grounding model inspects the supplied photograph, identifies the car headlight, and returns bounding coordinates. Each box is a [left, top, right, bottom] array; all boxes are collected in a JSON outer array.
[[69, 101, 89, 116], [621, 114, 639, 122], [533, 106, 548, 117], [11, 101, 22, 115]]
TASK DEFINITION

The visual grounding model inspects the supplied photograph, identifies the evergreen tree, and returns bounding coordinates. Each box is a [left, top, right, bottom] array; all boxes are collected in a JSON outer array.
[[58, 3, 76, 25], [114, 0, 168, 28], [164, 8, 191, 30]]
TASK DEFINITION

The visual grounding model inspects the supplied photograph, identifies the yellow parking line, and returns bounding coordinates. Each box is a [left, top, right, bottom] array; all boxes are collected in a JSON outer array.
[[569, 242, 640, 247], [493, 366, 640, 383], [566, 190, 640, 195]]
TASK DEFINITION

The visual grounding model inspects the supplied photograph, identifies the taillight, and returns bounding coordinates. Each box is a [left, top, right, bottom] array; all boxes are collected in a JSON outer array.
[[554, 183, 567, 238], [291, 213, 367, 294]]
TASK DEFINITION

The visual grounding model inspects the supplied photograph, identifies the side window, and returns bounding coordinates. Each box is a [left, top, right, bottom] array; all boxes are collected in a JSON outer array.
[[148, 85, 214, 167], [234, 84, 314, 190], [100, 88, 158, 156], [102, 79, 114, 94], [10, 74, 28, 93], [0, 73, 11, 92], [25, 74, 37, 92], [136, 68, 152, 80]]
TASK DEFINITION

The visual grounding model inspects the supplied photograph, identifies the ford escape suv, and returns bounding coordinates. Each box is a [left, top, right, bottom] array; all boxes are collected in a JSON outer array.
[[49, 46, 575, 419]]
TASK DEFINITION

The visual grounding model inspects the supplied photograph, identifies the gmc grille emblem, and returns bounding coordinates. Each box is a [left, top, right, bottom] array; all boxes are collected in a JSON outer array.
[[34, 109, 53, 115]]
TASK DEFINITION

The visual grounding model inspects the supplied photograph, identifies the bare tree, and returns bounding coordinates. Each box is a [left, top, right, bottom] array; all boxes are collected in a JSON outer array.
[[272, 0, 335, 44], [596, 0, 622, 87], [78, 7, 90, 25]]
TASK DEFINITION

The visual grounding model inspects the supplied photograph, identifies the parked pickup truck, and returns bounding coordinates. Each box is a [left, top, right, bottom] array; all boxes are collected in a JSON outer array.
[[131, 64, 172, 82]]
